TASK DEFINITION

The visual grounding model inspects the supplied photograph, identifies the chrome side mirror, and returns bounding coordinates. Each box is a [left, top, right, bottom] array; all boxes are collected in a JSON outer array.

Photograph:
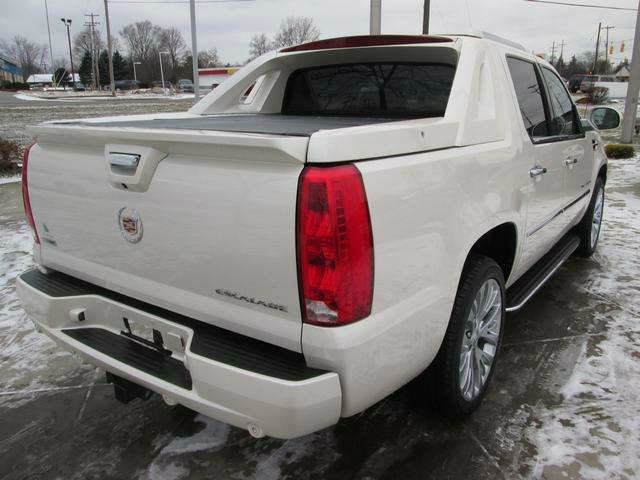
[[589, 107, 621, 131]]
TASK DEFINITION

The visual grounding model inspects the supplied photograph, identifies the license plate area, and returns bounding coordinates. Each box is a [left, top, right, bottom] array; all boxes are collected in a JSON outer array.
[[101, 305, 189, 361], [121, 317, 172, 357]]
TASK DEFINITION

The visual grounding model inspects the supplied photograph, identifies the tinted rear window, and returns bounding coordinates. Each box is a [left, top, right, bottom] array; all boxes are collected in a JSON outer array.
[[282, 63, 455, 118]]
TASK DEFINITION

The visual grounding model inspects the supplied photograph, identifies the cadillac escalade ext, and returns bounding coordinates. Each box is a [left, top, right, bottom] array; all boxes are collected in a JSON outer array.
[[16, 33, 621, 439]]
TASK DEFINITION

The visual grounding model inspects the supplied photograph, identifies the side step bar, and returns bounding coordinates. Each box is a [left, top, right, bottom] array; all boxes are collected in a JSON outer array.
[[506, 233, 580, 312]]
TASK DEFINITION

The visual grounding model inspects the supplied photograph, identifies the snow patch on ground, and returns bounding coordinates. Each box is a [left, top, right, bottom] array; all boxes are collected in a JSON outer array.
[[144, 415, 229, 480], [0, 221, 94, 395], [0, 176, 20, 185], [526, 154, 640, 479], [13, 93, 42, 101], [14, 92, 195, 102]]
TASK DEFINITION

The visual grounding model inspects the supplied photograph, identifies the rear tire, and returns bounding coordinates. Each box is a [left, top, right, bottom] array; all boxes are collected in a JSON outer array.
[[576, 177, 605, 257], [426, 255, 505, 419]]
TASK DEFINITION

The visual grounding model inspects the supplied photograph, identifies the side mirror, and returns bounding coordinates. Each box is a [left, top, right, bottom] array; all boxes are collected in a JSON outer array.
[[589, 107, 621, 131]]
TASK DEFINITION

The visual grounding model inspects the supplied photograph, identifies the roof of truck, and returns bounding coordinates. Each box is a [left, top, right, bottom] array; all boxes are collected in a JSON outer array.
[[277, 32, 527, 55]]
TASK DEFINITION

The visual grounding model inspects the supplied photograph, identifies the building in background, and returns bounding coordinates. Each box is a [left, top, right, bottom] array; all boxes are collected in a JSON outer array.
[[26, 73, 80, 89], [198, 67, 239, 91], [0, 56, 23, 83], [614, 65, 631, 82]]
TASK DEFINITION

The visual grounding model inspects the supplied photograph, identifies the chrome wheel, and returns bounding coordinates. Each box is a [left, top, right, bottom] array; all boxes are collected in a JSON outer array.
[[591, 187, 604, 249], [459, 278, 502, 401]]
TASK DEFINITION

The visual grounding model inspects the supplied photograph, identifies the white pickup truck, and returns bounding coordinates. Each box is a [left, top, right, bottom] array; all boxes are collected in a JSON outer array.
[[17, 33, 621, 439]]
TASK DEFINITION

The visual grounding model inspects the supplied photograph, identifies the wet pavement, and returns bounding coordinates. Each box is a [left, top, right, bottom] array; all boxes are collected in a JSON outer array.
[[0, 101, 639, 479]]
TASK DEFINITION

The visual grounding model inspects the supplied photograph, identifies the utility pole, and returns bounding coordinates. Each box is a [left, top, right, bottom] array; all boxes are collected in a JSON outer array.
[[60, 19, 76, 89], [103, 0, 115, 96], [423, 0, 430, 34], [159, 51, 168, 95], [189, 0, 200, 100], [620, 0, 640, 143], [370, 0, 381, 35], [603, 25, 615, 74], [84, 13, 100, 90], [593, 22, 602, 74], [132, 61, 141, 82], [559, 40, 566, 60], [550, 41, 557, 64], [43, 0, 54, 73]]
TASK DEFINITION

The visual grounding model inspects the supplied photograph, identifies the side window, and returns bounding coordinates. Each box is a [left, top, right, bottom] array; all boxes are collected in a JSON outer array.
[[541, 68, 580, 136], [506, 57, 549, 140]]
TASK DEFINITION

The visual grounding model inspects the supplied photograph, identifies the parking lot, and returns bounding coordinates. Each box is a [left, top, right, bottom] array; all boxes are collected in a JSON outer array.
[[1, 95, 639, 479]]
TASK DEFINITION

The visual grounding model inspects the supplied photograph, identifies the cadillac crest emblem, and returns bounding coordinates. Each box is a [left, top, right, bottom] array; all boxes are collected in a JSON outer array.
[[117, 207, 143, 243]]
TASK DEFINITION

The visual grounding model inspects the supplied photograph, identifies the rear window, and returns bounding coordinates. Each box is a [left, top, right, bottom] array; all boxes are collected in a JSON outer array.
[[282, 63, 455, 118]]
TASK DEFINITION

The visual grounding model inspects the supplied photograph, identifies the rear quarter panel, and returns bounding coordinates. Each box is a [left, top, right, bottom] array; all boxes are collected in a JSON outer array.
[[303, 134, 529, 416]]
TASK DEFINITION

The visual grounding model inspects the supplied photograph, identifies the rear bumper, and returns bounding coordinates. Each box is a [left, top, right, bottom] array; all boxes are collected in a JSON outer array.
[[16, 269, 341, 439]]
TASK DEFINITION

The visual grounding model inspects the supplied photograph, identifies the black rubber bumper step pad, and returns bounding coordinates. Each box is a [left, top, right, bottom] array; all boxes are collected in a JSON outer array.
[[21, 269, 328, 382], [63, 327, 192, 390]]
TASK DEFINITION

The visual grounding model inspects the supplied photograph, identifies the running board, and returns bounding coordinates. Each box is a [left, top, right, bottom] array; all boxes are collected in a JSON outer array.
[[506, 234, 580, 312]]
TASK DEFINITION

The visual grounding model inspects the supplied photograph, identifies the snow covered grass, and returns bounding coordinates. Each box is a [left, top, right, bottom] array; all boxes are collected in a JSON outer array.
[[14, 92, 196, 102], [0, 175, 20, 185], [525, 154, 640, 479]]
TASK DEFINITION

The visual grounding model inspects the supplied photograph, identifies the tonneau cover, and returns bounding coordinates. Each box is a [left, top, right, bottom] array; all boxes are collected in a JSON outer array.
[[56, 114, 404, 137]]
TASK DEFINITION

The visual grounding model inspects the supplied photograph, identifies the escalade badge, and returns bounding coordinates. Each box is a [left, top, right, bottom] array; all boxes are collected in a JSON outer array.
[[118, 207, 143, 243]]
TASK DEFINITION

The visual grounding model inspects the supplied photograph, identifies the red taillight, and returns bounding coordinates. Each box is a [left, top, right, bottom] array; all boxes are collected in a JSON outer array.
[[21, 143, 39, 244], [296, 164, 373, 326]]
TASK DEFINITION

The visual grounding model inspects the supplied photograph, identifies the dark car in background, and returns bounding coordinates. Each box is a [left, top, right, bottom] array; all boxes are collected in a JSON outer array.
[[568, 74, 586, 93], [114, 79, 140, 91], [177, 79, 194, 93]]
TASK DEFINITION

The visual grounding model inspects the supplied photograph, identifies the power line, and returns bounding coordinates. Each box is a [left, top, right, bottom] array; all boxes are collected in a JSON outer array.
[[524, 0, 637, 11]]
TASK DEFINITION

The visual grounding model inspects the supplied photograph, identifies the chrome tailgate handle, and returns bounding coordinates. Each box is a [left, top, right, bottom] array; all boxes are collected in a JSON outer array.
[[109, 152, 140, 170], [105, 144, 167, 193]]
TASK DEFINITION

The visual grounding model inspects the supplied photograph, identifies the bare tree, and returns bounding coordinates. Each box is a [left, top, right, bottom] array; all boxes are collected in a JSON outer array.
[[52, 57, 68, 71], [248, 33, 272, 61], [73, 26, 104, 62], [0, 36, 48, 80], [119, 21, 161, 82], [198, 48, 222, 68], [272, 16, 320, 49], [159, 27, 186, 78]]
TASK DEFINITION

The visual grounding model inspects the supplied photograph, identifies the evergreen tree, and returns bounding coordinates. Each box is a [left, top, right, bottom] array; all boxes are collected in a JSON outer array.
[[112, 50, 128, 80], [564, 55, 587, 77], [555, 57, 566, 77], [99, 50, 110, 86], [78, 51, 93, 86]]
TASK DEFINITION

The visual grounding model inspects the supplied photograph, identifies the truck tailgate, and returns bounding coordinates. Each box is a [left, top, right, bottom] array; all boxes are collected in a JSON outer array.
[[26, 125, 308, 351]]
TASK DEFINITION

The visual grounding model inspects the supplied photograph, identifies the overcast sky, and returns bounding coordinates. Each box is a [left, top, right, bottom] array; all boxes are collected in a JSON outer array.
[[2, 0, 636, 65]]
